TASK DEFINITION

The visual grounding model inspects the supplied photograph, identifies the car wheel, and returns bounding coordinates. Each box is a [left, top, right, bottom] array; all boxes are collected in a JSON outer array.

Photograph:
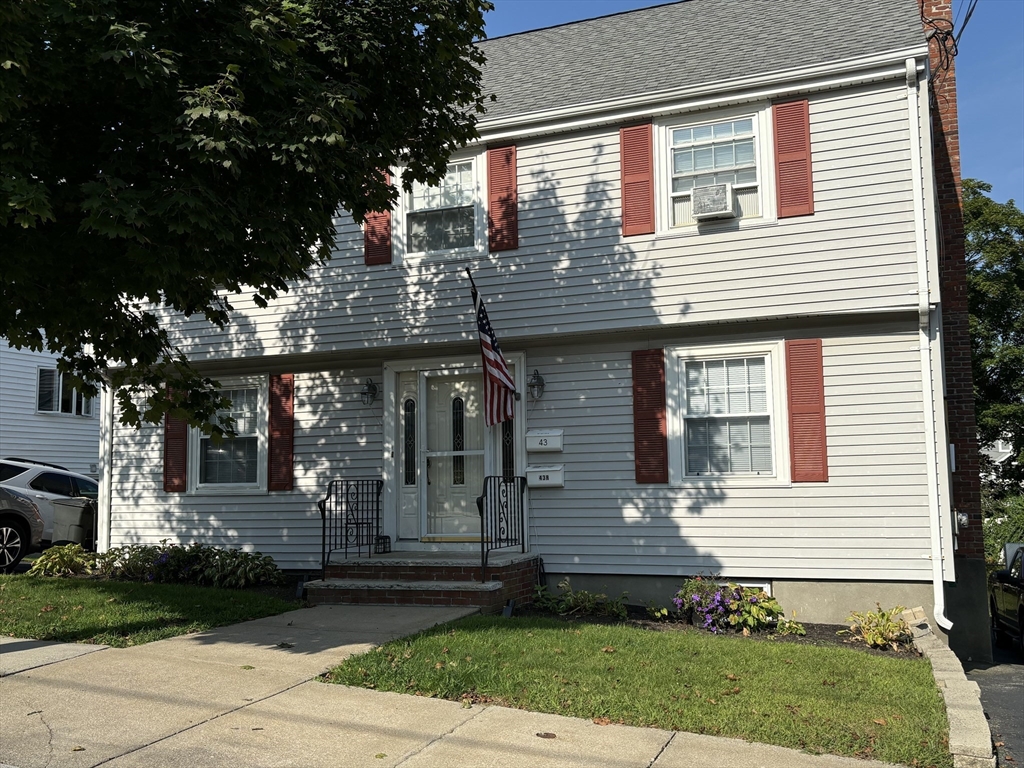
[[0, 519, 29, 573]]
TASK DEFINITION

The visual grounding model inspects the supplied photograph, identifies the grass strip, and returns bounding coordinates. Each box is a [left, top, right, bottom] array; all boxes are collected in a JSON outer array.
[[0, 575, 297, 647], [326, 615, 951, 768]]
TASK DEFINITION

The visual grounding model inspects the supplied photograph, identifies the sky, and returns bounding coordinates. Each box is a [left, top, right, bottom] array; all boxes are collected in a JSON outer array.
[[482, 0, 1024, 205]]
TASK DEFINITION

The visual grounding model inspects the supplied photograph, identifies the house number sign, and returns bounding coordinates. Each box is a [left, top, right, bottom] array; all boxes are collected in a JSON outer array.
[[526, 465, 564, 488], [526, 429, 564, 452]]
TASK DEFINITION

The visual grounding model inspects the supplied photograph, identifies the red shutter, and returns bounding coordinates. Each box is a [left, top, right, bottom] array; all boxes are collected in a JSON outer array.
[[773, 100, 814, 218], [632, 349, 668, 483], [786, 339, 828, 482], [488, 144, 518, 251], [364, 171, 392, 265], [163, 411, 188, 493], [620, 123, 655, 236], [268, 373, 294, 492]]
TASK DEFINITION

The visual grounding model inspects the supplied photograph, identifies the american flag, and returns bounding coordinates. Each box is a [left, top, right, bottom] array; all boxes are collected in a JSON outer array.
[[471, 282, 516, 426]]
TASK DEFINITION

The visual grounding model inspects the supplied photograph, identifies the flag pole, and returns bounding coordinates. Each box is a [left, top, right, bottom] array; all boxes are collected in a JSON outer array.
[[465, 267, 477, 292]]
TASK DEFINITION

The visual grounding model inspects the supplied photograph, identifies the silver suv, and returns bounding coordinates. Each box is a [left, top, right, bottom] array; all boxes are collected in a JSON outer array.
[[0, 486, 45, 572], [0, 458, 99, 543]]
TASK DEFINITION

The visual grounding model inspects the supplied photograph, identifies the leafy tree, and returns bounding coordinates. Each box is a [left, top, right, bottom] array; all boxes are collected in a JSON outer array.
[[965, 179, 1024, 495], [1, 0, 490, 431]]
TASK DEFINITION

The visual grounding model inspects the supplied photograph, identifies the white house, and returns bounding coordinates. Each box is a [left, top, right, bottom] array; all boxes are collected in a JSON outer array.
[[99, 0, 990, 659], [0, 339, 100, 478]]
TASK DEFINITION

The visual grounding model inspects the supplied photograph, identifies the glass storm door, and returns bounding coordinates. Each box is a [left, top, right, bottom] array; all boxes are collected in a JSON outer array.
[[423, 373, 485, 537]]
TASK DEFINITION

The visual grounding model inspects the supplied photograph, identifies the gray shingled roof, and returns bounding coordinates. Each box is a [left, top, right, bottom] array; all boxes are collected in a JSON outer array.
[[478, 0, 926, 121]]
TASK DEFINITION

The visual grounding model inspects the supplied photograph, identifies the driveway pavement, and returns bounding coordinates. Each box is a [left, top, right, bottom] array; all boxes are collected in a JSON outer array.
[[965, 638, 1024, 768], [1, 605, 904, 768]]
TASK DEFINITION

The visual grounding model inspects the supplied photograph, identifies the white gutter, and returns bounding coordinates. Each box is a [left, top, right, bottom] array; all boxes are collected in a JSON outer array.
[[476, 46, 930, 143], [906, 57, 953, 631]]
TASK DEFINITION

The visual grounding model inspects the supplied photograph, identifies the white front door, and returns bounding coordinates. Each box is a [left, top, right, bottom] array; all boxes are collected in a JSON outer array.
[[391, 359, 522, 545], [423, 373, 485, 537]]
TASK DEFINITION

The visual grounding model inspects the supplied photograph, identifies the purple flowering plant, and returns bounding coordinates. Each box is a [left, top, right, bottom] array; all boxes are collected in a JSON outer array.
[[673, 575, 784, 633]]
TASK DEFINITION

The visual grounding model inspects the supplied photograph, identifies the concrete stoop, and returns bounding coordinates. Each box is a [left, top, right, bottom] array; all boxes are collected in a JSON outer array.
[[305, 553, 540, 613], [903, 607, 995, 768]]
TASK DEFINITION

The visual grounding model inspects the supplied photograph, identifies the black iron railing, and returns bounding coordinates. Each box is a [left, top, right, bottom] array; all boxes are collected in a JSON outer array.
[[317, 478, 384, 578], [476, 475, 527, 582]]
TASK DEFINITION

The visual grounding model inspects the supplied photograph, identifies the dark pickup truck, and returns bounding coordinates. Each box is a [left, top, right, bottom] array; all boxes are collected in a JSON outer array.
[[990, 545, 1024, 653]]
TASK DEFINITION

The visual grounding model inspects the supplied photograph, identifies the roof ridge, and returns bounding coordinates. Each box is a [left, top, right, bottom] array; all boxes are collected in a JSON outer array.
[[479, 0, 690, 45]]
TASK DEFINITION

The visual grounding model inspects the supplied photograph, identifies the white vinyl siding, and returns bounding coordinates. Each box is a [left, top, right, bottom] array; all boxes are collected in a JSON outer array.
[[107, 323, 934, 580], [522, 325, 932, 582], [155, 81, 920, 362], [0, 340, 101, 478], [108, 367, 383, 570]]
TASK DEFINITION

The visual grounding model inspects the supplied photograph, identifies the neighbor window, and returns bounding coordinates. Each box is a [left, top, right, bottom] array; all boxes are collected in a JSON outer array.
[[405, 160, 479, 255], [665, 113, 762, 227], [190, 377, 268, 491], [37, 369, 94, 416], [667, 342, 786, 483]]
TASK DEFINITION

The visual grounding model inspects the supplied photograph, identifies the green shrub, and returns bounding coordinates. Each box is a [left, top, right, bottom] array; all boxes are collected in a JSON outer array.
[[776, 617, 807, 636], [198, 547, 282, 589], [838, 604, 912, 651], [672, 577, 783, 634], [27, 544, 96, 576], [533, 578, 628, 619], [48, 540, 284, 589], [983, 495, 1024, 566]]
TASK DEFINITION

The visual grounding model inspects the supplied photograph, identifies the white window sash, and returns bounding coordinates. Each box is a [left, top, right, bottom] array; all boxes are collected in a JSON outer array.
[[392, 152, 488, 262], [37, 368, 95, 417], [665, 341, 790, 486], [188, 375, 269, 493]]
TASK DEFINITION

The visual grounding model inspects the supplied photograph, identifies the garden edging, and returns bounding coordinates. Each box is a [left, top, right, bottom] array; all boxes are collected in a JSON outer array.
[[902, 607, 995, 768]]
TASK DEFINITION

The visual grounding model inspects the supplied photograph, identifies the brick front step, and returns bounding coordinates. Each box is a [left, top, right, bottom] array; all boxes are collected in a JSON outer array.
[[323, 551, 535, 584], [306, 579, 506, 611], [307, 555, 541, 612]]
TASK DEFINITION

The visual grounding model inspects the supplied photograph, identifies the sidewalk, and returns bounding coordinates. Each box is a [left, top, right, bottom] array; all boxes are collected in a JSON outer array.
[[1, 605, 901, 768]]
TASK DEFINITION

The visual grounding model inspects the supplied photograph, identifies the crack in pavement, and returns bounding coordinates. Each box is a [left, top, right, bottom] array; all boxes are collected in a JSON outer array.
[[392, 704, 490, 765], [647, 731, 676, 767]]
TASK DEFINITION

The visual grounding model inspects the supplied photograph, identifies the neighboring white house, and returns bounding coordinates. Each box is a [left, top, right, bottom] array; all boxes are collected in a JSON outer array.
[[0, 339, 100, 478], [100, 0, 990, 659]]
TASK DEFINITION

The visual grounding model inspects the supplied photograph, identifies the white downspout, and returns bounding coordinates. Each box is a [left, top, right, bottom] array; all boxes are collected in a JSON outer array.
[[906, 58, 952, 630], [97, 384, 114, 552]]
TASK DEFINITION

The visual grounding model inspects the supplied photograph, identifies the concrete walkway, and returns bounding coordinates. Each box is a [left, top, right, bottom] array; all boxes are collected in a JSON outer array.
[[0, 605, 901, 768]]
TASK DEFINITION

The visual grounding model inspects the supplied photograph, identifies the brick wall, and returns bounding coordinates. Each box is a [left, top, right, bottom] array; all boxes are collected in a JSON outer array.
[[921, 0, 983, 558]]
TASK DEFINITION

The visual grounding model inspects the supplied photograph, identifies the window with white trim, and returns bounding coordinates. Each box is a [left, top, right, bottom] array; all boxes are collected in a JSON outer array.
[[37, 369, 95, 417], [659, 107, 770, 229], [666, 342, 787, 484], [189, 377, 268, 492], [397, 155, 485, 260]]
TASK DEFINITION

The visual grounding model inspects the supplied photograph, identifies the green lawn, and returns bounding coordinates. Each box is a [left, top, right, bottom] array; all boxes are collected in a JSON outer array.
[[0, 575, 298, 647], [327, 615, 951, 768]]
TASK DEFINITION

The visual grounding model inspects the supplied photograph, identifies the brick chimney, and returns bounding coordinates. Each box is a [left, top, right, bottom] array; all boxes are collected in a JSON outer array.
[[921, 0, 991, 663], [920, 0, 982, 560]]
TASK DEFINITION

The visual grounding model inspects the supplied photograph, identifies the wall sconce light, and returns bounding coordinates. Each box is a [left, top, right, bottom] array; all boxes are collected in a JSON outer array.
[[527, 369, 545, 400], [360, 378, 379, 406]]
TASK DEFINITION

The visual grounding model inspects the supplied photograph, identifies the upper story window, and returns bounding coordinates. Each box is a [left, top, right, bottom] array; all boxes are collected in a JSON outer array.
[[656, 107, 771, 231], [37, 369, 94, 417], [407, 162, 476, 254], [401, 158, 485, 259]]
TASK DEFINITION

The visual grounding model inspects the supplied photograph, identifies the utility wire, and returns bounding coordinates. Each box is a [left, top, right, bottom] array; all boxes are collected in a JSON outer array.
[[955, 0, 979, 46]]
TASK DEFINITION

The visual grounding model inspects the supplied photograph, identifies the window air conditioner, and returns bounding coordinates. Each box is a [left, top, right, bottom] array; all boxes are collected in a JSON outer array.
[[692, 183, 735, 220]]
